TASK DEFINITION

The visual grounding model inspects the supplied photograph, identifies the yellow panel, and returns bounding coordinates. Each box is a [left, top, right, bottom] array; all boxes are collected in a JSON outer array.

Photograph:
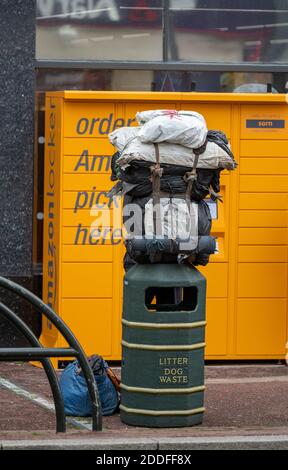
[[239, 210, 287, 228], [218, 174, 230, 185], [63, 102, 118, 137], [62, 208, 113, 227], [46, 90, 287, 103], [240, 175, 288, 192], [210, 221, 224, 234], [238, 246, 287, 263], [63, 173, 113, 191], [61, 263, 113, 298], [236, 299, 287, 355], [61, 299, 113, 356], [205, 299, 228, 356], [181, 103, 231, 137], [62, 245, 113, 262], [198, 263, 228, 298], [240, 140, 288, 157], [240, 158, 288, 175], [39, 333, 58, 349], [239, 193, 288, 210], [211, 224, 224, 235], [238, 263, 287, 298], [239, 228, 288, 245], [64, 138, 114, 155], [241, 105, 288, 139]]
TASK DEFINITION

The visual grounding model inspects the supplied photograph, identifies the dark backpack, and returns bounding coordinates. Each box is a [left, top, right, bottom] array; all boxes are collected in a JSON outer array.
[[60, 354, 120, 417]]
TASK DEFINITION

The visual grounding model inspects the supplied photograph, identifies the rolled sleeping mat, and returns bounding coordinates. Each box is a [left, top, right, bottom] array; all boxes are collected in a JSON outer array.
[[125, 236, 216, 259]]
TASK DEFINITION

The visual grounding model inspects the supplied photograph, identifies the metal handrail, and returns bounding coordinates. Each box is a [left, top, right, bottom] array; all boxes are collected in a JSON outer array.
[[0, 302, 66, 432], [0, 276, 102, 431], [0, 348, 79, 360]]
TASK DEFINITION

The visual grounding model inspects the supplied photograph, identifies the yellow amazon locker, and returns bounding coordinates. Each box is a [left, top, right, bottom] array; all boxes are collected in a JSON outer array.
[[42, 91, 288, 366]]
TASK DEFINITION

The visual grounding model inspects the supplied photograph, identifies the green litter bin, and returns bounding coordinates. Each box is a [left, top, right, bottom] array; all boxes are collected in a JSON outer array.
[[120, 263, 206, 428]]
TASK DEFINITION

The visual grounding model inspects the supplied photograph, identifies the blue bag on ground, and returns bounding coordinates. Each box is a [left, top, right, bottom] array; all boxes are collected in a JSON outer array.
[[60, 354, 119, 416]]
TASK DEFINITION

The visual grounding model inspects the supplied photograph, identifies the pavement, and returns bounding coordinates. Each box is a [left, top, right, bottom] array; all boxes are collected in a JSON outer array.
[[1, 361, 288, 450]]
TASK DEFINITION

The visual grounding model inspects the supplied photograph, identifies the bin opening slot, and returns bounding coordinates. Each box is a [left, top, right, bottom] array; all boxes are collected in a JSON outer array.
[[145, 286, 198, 312]]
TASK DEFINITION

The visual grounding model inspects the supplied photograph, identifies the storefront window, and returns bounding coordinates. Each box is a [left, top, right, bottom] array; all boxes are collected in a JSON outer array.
[[36, 1, 288, 64], [169, 0, 288, 63], [36, 0, 163, 61]]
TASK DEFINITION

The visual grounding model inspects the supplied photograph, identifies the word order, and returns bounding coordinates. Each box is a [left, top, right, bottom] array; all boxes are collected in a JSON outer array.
[[76, 114, 136, 135]]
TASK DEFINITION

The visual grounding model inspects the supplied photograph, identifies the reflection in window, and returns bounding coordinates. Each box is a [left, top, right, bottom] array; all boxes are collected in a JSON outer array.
[[36, 68, 155, 91], [168, 0, 288, 63], [36, 0, 288, 64], [36, 0, 163, 61], [152, 70, 284, 93]]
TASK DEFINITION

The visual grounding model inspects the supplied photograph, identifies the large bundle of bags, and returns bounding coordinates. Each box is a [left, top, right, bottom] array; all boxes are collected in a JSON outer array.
[[108, 109, 237, 268]]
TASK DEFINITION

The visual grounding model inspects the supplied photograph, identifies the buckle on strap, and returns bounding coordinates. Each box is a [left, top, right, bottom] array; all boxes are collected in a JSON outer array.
[[150, 165, 163, 178], [183, 171, 197, 183]]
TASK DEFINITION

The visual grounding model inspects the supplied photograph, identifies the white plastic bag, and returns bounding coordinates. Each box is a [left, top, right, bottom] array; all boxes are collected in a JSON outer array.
[[117, 138, 234, 170], [136, 109, 204, 125], [136, 110, 207, 148], [108, 126, 139, 152]]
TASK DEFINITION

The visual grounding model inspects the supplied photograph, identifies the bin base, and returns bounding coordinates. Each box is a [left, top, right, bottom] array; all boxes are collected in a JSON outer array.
[[120, 410, 204, 428]]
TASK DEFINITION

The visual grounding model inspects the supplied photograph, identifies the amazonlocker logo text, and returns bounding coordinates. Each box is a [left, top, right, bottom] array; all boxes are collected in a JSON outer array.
[[45, 97, 57, 328]]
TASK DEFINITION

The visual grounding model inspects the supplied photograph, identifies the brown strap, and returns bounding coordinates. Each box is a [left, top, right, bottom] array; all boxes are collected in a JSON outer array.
[[193, 139, 208, 156], [154, 141, 160, 168], [184, 153, 199, 206], [106, 368, 121, 392], [150, 143, 163, 237]]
